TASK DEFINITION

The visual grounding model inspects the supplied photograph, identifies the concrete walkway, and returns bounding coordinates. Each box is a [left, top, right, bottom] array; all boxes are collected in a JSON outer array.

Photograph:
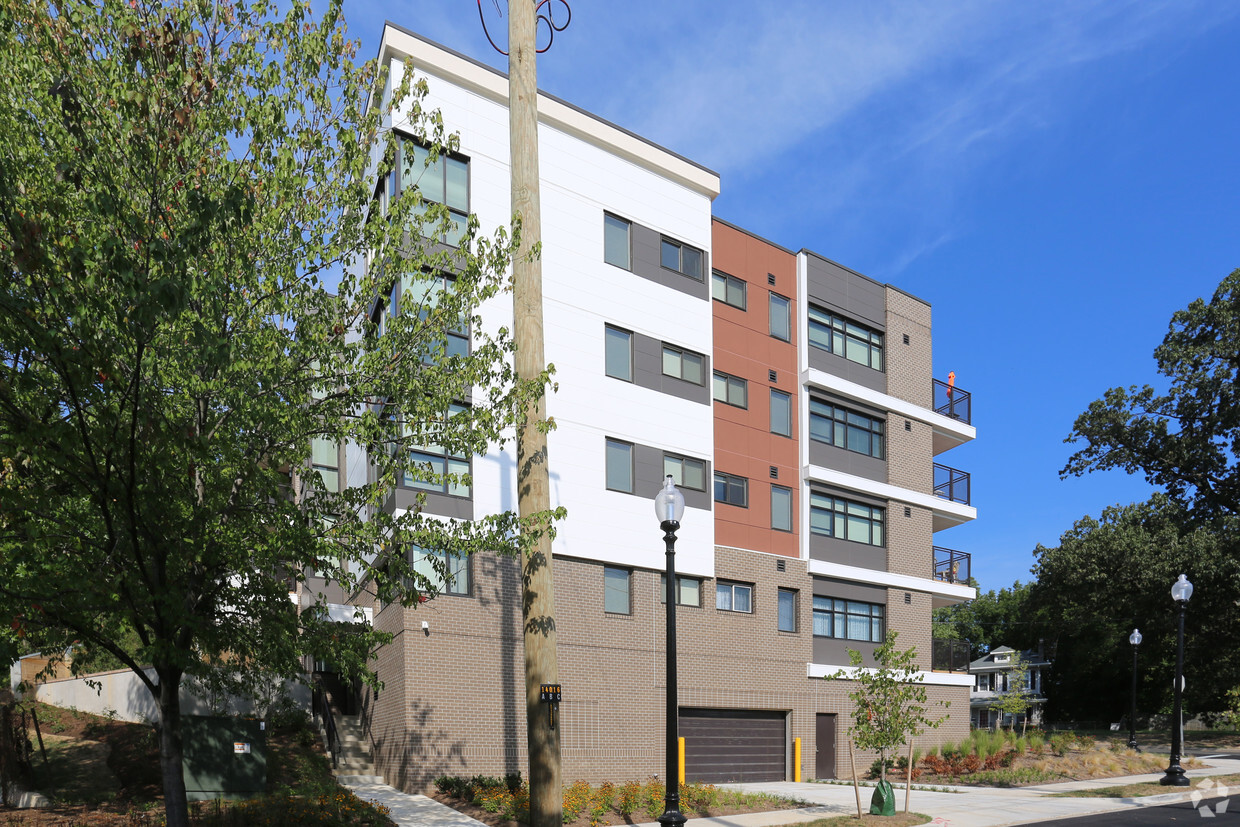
[[341, 756, 1240, 827]]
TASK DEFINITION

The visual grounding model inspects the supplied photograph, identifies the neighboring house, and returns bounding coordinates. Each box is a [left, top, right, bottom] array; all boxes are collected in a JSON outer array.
[[969, 645, 1052, 729], [337, 22, 980, 791]]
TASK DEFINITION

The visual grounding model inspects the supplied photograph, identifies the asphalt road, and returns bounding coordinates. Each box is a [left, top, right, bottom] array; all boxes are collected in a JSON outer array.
[[1039, 796, 1238, 825]]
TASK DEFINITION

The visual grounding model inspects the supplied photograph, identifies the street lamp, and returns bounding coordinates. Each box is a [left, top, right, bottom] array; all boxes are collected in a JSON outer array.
[[654, 475, 686, 827], [1128, 629, 1142, 752], [1159, 574, 1193, 787]]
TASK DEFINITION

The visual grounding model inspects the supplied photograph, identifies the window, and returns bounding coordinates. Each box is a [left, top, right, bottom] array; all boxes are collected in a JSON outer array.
[[808, 306, 884, 370], [404, 403, 471, 497], [605, 439, 633, 493], [399, 272, 469, 359], [812, 596, 885, 642], [809, 399, 886, 459], [660, 237, 703, 280], [770, 389, 792, 437], [604, 213, 631, 269], [810, 492, 884, 545], [769, 293, 790, 341], [778, 589, 797, 632], [662, 345, 704, 385], [311, 437, 340, 492], [712, 270, 746, 309], [713, 371, 747, 408], [664, 454, 706, 491], [660, 574, 702, 606], [716, 581, 752, 613], [604, 566, 631, 614], [713, 472, 748, 507], [605, 325, 633, 381], [771, 485, 793, 532], [410, 547, 469, 596], [401, 138, 468, 247]]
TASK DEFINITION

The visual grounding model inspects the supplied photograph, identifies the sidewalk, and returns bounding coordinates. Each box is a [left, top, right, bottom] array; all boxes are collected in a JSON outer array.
[[341, 756, 1240, 827]]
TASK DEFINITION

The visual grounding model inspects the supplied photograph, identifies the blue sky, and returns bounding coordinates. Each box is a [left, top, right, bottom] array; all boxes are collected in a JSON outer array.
[[342, 1, 1240, 591]]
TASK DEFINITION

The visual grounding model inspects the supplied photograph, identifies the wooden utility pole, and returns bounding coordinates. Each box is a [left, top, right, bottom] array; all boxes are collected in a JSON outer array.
[[509, 2, 562, 825]]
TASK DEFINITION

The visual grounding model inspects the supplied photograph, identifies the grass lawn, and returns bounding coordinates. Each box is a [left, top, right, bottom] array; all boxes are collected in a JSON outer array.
[[1051, 772, 1240, 799], [800, 815, 931, 827]]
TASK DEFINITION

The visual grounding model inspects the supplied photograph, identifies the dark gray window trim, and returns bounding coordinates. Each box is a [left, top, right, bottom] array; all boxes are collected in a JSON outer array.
[[603, 565, 632, 615], [770, 388, 793, 438], [777, 588, 798, 633], [660, 235, 705, 281], [812, 594, 886, 642], [661, 343, 707, 386], [771, 484, 794, 532], [711, 269, 747, 310], [714, 471, 749, 508], [603, 212, 633, 271], [605, 437, 635, 493], [662, 451, 708, 492], [604, 324, 634, 382], [713, 370, 748, 409], [808, 396, 886, 460], [769, 292, 791, 341], [660, 573, 704, 607]]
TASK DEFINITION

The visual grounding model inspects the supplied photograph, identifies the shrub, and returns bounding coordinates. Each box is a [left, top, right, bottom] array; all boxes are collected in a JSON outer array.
[[562, 780, 592, 821], [617, 781, 640, 818], [1048, 732, 1073, 756]]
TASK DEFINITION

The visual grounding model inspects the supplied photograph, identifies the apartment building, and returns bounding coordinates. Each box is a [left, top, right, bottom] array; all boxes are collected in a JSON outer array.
[[325, 22, 978, 792]]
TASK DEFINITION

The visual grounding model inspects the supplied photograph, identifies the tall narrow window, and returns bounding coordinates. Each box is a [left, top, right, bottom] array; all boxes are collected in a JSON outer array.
[[605, 439, 634, 493], [769, 293, 791, 341], [770, 389, 792, 437], [605, 325, 633, 381], [604, 214, 631, 269], [604, 566, 631, 614], [778, 589, 797, 632], [311, 437, 340, 492], [771, 485, 793, 532], [401, 139, 469, 247]]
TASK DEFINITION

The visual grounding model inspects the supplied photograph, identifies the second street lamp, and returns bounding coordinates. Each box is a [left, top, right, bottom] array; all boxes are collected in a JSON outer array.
[[654, 475, 686, 827], [1160, 574, 1193, 787], [1128, 628, 1142, 752]]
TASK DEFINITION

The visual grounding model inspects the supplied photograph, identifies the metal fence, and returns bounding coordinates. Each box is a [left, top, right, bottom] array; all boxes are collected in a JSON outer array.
[[932, 639, 971, 673]]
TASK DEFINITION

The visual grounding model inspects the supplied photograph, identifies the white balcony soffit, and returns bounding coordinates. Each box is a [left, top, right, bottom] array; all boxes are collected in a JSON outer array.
[[806, 464, 976, 532], [803, 367, 975, 455], [806, 663, 975, 688], [808, 558, 976, 608], [380, 25, 721, 199]]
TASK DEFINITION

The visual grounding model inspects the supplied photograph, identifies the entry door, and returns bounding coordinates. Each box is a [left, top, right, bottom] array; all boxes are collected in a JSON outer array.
[[815, 713, 837, 780]]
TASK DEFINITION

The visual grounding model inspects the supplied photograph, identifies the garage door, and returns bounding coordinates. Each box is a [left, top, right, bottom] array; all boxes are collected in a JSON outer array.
[[680, 708, 786, 783]]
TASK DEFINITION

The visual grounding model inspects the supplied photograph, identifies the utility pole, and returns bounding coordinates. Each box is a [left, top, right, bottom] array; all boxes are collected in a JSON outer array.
[[508, 2, 561, 824]]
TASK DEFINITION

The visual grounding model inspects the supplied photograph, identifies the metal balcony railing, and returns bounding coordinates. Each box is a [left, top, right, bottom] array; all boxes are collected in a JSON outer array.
[[934, 546, 971, 585], [934, 463, 971, 505], [933, 378, 971, 424], [932, 639, 971, 673]]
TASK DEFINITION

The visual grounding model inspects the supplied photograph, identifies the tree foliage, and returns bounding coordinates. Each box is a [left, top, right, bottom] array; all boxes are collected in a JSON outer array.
[[1063, 269, 1240, 521], [932, 580, 1045, 660], [1029, 496, 1240, 723], [0, 0, 554, 823], [829, 631, 948, 785], [988, 652, 1032, 730]]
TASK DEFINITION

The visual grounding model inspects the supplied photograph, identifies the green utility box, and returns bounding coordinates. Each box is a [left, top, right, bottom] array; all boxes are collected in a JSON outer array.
[[181, 715, 267, 801]]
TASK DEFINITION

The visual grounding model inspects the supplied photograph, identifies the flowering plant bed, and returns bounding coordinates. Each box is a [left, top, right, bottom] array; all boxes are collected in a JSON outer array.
[[432, 775, 806, 827]]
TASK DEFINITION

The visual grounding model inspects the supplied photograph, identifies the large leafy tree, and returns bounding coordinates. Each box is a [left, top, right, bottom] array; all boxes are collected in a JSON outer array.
[[1063, 269, 1240, 521], [1029, 496, 1240, 722], [0, 0, 553, 823], [932, 580, 1046, 660]]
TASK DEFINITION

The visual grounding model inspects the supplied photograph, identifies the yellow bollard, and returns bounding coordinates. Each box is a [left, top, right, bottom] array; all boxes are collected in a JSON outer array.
[[794, 737, 802, 782], [678, 736, 686, 784]]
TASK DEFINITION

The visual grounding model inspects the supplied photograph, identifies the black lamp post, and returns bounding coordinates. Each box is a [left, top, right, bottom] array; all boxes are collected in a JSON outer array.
[[1128, 628, 1142, 752], [1160, 574, 1193, 787], [655, 475, 687, 827]]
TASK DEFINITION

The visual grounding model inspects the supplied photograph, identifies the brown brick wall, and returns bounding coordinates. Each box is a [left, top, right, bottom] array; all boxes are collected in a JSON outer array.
[[886, 504, 934, 580], [364, 546, 969, 791], [884, 288, 932, 409]]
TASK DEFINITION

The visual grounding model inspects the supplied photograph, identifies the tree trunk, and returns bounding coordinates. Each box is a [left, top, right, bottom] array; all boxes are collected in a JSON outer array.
[[156, 666, 190, 827]]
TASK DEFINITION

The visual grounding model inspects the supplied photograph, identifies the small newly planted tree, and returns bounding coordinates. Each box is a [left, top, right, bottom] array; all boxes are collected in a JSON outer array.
[[991, 653, 1033, 733], [829, 631, 949, 815]]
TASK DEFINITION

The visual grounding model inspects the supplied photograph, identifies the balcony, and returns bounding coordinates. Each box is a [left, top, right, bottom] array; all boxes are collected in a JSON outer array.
[[932, 639, 971, 673], [934, 546, 971, 585], [933, 377, 971, 424], [934, 463, 971, 505]]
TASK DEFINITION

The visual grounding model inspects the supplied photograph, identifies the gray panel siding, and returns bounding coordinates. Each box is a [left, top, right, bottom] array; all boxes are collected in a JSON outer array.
[[813, 637, 881, 667], [386, 487, 475, 521], [809, 534, 887, 571], [805, 254, 887, 329], [808, 439, 887, 482], [807, 347, 886, 392], [629, 222, 709, 301], [632, 331, 711, 405], [633, 442, 712, 512], [812, 577, 887, 602]]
